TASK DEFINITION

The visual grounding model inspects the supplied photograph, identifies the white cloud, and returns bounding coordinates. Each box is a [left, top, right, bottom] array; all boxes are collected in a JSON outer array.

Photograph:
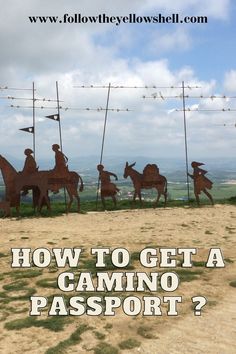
[[142, 0, 231, 20], [149, 28, 192, 54], [0, 0, 235, 160], [1, 57, 235, 159], [0, 0, 231, 78], [224, 70, 236, 92]]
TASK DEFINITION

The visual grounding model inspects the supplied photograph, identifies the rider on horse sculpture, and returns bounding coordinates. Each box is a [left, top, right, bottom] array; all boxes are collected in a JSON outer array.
[[21, 148, 38, 196], [51, 144, 69, 193], [52, 144, 68, 174], [22, 148, 38, 174]]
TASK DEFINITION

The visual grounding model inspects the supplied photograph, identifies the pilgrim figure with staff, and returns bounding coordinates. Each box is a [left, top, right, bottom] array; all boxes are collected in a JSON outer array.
[[188, 161, 214, 206], [97, 164, 119, 208]]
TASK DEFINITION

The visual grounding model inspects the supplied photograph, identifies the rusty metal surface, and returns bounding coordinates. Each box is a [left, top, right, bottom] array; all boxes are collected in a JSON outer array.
[[0, 200, 11, 217], [0, 148, 84, 215], [97, 164, 119, 208], [51, 144, 68, 173], [123, 162, 167, 206], [188, 161, 214, 206]]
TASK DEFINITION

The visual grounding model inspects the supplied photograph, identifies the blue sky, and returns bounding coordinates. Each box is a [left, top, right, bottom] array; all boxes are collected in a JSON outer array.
[[0, 0, 236, 166]]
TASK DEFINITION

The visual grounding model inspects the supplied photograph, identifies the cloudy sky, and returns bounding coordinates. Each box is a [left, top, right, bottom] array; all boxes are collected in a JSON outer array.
[[0, 0, 236, 166]]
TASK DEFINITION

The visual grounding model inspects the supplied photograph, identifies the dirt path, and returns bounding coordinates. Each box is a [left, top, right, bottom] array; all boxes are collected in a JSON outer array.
[[0, 205, 235, 353]]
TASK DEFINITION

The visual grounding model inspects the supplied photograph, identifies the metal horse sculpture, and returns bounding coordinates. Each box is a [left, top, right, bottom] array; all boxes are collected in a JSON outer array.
[[123, 162, 167, 207], [0, 155, 21, 215], [0, 155, 84, 213], [0, 200, 11, 217]]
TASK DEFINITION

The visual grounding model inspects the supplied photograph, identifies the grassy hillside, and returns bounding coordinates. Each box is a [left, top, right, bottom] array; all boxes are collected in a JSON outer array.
[[2, 194, 236, 218]]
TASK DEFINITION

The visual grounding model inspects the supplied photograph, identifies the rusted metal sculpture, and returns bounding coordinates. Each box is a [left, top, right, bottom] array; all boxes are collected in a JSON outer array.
[[21, 148, 38, 197], [97, 164, 119, 208], [50, 144, 69, 194], [123, 162, 167, 207], [22, 148, 37, 173], [0, 155, 21, 215], [188, 161, 214, 206], [52, 144, 68, 173], [0, 150, 84, 214], [0, 200, 11, 217]]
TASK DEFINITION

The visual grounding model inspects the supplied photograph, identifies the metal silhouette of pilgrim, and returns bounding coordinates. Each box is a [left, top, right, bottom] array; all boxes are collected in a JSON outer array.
[[0, 144, 84, 215], [21, 148, 38, 196], [188, 161, 214, 205], [123, 162, 167, 206], [97, 164, 119, 208], [22, 148, 38, 174], [51, 144, 69, 194], [52, 144, 68, 175]]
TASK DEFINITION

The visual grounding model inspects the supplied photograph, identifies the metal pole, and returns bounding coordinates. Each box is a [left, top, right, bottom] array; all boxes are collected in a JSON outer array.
[[56, 81, 67, 211], [182, 81, 190, 201], [96, 83, 111, 209], [32, 82, 36, 159], [56, 81, 63, 151]]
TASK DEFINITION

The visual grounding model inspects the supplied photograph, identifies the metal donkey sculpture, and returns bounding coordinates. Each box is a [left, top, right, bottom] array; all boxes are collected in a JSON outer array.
[[123, 162, 167, 206]]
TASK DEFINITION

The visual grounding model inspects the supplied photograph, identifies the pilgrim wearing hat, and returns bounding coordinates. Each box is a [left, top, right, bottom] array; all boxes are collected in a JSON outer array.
[[51, 144, 69, 194], [97, 164, 119, 192], [22, 148, 37, 175], [97, 164, 119, 208], [21, 148, 38, 196], [188, 161, 213, 205], [52, 144, 68, 174]]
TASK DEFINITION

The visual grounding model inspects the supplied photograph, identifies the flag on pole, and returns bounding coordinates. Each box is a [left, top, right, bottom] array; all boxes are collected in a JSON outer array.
[[45, 113, 60, 121], [19, 126, 34, 133]]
